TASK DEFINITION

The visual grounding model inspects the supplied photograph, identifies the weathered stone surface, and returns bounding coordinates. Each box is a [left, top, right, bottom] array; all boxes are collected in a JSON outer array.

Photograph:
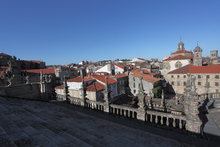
[[0, 96, 218, 146]]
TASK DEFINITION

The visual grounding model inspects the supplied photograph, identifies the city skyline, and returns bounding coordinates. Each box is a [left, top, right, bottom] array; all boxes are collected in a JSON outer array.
[[0, 0, 220, 65]]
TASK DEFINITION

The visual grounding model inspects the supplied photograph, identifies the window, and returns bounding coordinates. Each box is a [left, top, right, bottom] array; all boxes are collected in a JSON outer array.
[[198, 82, 201, 85], [171, 82, 174, 85], [206, 75, 210, 79], [177, 82, 180, 86], [175, 61, 182, 69], [198, 75, 201, 79], [183, 82, 186, 86], [183, 75, 186, 78], [216, 89, 219, 93], [133, 77, 135, 81], [134, 90, 136, 94], [171, 75, 174, 78], [133, 83, 135, 88], [215, 82, 219, 86], [215, 75, 219, 79], [177, 75, 180, 78]]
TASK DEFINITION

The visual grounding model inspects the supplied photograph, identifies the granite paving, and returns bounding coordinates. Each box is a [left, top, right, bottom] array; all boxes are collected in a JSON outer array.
[[0, 97, 219, 147]]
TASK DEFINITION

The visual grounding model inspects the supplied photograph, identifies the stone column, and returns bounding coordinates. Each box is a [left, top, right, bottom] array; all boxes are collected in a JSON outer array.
[[173, 118, 176, 127], [155, 115, 158, 124], [184, 75, 203, 134], [179, 120, 182, 129], [166, 117, 169, 126], [160, 116, 163, 125]]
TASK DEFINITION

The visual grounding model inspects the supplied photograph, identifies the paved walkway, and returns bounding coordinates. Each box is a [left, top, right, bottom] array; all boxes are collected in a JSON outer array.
[[0, 97, 219, 147]]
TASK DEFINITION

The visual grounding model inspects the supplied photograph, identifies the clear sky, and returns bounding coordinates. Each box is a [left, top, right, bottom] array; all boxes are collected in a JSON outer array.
[[0, 0, 220, 65]]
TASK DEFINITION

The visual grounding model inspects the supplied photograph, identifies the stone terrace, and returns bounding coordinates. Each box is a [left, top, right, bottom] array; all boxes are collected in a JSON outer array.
[[0, 97, 219, 147]]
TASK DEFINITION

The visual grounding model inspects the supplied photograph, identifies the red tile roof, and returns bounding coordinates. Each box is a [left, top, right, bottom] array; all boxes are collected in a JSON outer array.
[[86, 81, 105, 91], [114, 74, 128, 79], [92, 75, 117, 84], [171, 50, 192, 55], [112, 63, 125, 69], [163, 55, 193, 61], [24, 68, 55, 74], [23, 60, 44, 63], [55, 85, 64, 89], [131, 70, 160, 83], [0, 71, 5, 77], [168, 64, 220, 74], [67, 76, 94, 82], [0, 66, 9, 69]]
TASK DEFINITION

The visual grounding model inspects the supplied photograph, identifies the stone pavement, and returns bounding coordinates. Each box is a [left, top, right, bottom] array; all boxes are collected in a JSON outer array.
[[204, 108, 220, 136], [0, 97, 219, 147]]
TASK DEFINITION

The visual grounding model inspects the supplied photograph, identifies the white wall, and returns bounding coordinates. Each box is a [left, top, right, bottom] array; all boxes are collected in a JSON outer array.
[[115, 66, 124, 74], [67, 82, 82, 90]]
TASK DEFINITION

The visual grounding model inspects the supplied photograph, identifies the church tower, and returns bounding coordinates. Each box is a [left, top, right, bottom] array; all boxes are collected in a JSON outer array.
[[178, 41, 185, 51], [193, 45, 202, 66]]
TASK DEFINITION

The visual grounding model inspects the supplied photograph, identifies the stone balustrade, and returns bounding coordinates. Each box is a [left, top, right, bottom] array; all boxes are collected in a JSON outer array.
[[57, 96, 189, 132], [145, 110, 186, 129], [85, 99, 104, 111], [109, 104, 137, 119]]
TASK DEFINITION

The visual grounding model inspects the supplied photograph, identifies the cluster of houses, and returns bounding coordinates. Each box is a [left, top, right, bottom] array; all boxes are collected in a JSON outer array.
[[1, 40, 220, 101]]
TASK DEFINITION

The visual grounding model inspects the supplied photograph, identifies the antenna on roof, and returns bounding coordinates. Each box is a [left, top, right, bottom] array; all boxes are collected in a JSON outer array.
[[180, 36, 182, 42], [197, 41, 199, 46]]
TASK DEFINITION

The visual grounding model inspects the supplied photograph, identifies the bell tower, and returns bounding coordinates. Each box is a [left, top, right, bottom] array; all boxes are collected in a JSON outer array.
[[193, 43, 202, 66]]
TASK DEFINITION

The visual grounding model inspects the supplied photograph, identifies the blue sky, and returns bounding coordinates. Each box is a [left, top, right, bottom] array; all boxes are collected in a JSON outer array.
[[0, 0, 220, 65]]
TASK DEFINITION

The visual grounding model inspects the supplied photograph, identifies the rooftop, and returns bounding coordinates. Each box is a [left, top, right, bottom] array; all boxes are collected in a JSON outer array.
[[168, 64, 220, 74], [130, 69, 160, 83], [24, 68, 55, 74], [163, 55, 193, 61]]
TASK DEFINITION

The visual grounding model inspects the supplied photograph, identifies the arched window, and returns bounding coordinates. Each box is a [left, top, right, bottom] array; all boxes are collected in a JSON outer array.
[[175, 61, 182, 69]]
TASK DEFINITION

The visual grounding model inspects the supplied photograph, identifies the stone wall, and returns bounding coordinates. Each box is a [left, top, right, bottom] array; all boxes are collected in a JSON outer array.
[[166, 73, 220, 95], [0, 83, 41, 99]]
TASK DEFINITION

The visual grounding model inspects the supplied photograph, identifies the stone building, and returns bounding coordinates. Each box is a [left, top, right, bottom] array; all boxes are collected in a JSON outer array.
[[161, 41, 193, 76], [129, 69, 160, 96], [167, 64, 220, 94], [55, 77, 105, 102], [113, 74, 129, 95], [55, 74, 120, 102]]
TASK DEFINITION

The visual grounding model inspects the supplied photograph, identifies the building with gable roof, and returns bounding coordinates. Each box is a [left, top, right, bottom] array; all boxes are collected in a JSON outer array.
[[129, 69, 160, 96], [167, 64, 220, 94]]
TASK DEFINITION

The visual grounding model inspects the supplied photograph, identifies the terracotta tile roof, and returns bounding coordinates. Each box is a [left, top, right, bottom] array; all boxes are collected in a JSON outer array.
[[112, 63, 125, 69], [131, 70, 160, 83], [168, 64, 220, 74], [0, 66, 9, 68], [24, 68, 55, 74], [55, 85, 64, 89], [86, 81, 105, 91], [92, 75, 117, 84], [0, 71, 5, 76], [163, 55, 193, 61], [114, 74, 128, 79], [23, 60, 44, 63], [67, 76, 94, 82], [171, 50, 192, 55], [0, 53, 11, 57], [131, 69, 155, 75]]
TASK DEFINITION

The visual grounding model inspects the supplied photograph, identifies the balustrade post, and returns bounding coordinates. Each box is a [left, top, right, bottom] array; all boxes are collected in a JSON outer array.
[[166, 117, 169, 126], [155, 115, 158, 124], [150, 114, 153, 122], [173, 118, 176, 127], [179, 120, 182, 129], [161, 116, 163, 125]]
